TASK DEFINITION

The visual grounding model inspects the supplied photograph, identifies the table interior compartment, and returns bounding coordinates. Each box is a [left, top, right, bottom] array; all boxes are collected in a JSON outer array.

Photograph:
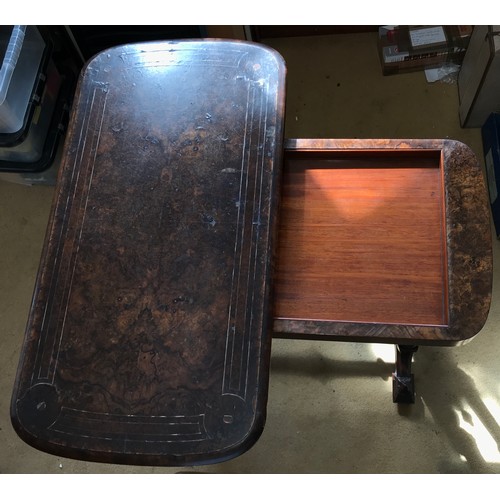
[[274, 148, 448, 327]]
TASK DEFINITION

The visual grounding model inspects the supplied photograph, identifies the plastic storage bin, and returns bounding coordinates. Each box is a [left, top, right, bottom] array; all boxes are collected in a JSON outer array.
[[0, 26, 46, 134], [0, 62, 74, 184], [0, 59, 61, 163]]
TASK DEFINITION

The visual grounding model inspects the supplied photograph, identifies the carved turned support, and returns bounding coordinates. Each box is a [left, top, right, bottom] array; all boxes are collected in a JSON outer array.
[[392, 345, 419, 404]]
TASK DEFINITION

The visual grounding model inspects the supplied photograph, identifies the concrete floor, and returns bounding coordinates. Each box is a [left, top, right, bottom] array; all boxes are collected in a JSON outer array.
[[1, 31, 500, 473]]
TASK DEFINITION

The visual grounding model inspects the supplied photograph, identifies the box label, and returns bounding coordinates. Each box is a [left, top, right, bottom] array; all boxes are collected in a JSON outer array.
[[383, 45, 409, 63], [485, 148, 498, 204], [410, 26, 446, 48]]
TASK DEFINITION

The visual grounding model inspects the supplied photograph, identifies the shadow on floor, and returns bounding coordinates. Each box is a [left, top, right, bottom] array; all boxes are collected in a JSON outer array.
[[415, 347, 500, 473], [270, 343, 500, 473], [270, 346, 391, 383]]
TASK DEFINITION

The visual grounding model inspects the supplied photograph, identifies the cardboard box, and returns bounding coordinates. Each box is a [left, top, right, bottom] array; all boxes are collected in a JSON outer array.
[[379, 25, 472, 76], [481, 112, 500, 237], [458, 26, 500, 128]]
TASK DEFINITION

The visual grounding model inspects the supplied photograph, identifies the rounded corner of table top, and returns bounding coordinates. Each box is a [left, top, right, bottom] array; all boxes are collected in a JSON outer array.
[[11, 37, 284, 466], [10, 379, 269, 466], [81, 38, 287, 83], [276, 137, 493, 345]]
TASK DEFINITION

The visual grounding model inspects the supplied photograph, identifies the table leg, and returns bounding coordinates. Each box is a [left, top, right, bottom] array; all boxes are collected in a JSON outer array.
[[392, 345, 419, 404]]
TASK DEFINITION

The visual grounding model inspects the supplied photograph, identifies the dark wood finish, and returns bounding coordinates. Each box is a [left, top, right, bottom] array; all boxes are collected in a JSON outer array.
[[274, 139, 493, 346], [11, 40, 286, 466], [10, 41, 494, 460], [392, 345, 418, 404]]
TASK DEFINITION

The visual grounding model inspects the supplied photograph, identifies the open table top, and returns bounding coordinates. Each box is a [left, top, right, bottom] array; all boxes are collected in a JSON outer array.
[[11, 40, 286, 466], [274, 138, 492, 346], [10, 41, 492, 467]]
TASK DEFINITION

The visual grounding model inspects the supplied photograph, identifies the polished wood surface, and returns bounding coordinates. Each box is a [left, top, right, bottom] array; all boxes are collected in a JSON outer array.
[[11, 40, 286, 466], [10, 43, 493, 463], [274, 139, 493, 346], [275, 149, 447, 326]]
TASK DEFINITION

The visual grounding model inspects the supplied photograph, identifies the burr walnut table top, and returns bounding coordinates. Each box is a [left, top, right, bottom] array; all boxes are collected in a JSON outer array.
[[10, 41, 492, 467], [11, 40, 286, 466]]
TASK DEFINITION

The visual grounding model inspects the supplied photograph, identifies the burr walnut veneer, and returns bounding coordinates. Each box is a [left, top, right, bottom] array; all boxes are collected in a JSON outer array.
[[11, 40, 286, 466], [11, 40, 492, 466], [274, 139, 492, 346]]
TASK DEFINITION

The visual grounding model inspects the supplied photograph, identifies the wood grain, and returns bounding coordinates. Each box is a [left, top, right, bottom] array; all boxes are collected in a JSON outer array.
[[11, 40, 286, 466], [274, 139, 492, 345], [275, 150, 447, 325]]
